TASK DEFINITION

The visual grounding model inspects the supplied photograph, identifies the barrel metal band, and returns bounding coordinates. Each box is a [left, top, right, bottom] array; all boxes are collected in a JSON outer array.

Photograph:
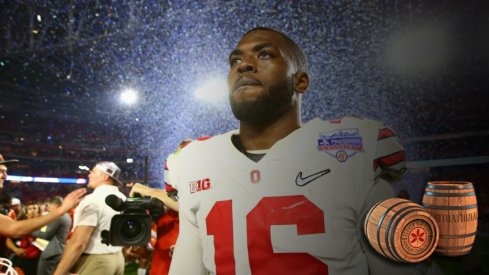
[[365, 200, 384, 235], [376, 200, 409, 259], [440, 231, 477, 239], [426, 184, 473, 190], [422, 203, 478, 210], [385, 205, 422, 262], [424, 191, 475, 197], [437, 244, 473, 250]]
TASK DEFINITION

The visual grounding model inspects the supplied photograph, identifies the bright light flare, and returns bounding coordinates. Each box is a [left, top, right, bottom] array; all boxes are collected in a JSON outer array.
[[78, 165, 90, 171], [385, 23, 450, 76], [194, 78, 228, 103], [120, 88, 139, 105]]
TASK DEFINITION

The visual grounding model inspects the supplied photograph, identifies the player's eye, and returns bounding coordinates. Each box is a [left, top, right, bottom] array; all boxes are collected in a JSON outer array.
[[258, 51, 272, 59], [229, 58, 241, 67]]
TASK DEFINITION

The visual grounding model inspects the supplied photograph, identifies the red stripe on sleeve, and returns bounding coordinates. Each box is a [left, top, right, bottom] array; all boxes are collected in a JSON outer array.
[[165, 183, 176, 192], [376, 150, 406, 167], [378, 128, 396, 140], [197, 135, 212, 141]]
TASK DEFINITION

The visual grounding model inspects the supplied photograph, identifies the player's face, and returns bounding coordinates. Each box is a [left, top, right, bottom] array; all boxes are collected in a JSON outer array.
[[0, 165, 7, 189], [228, 30, 296, 123], [87, 166, 105, 189]]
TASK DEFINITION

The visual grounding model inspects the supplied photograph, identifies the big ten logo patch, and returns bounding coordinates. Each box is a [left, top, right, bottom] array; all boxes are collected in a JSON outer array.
[[189, 178, 212, 193]]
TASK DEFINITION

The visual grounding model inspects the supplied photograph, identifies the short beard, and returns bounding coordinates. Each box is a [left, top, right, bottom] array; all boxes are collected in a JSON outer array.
[[229, 77, 295, 124]]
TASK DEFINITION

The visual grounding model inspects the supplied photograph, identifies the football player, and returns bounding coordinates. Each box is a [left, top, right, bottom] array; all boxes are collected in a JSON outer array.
[[167, 27, 419, 275]]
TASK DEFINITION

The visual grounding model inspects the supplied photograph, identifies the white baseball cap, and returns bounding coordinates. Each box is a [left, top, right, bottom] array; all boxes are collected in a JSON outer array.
[[95, 161, 122, 185], [11, 198, 21, 206]]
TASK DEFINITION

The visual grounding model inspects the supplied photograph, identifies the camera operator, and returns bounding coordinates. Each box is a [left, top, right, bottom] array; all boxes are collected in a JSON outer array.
[[54, 161, 126, 275], [127, 183, 179, 275], [129, 183, 178, 212], [125, 138, 196, 275], [0, 154, 86, 239]]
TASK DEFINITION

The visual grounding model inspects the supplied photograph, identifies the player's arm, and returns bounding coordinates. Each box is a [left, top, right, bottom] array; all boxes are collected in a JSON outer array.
[[374, 126, 407, 182], [169, 208, 206, 274], [129, 182, 178, 211], [53, 225, 94, 275], [167, 141, 207, 274], [55, 196, 98, 275], [360, 125, 422, 274], [0, 188, 86, 238], [358, 178, 423, 275]]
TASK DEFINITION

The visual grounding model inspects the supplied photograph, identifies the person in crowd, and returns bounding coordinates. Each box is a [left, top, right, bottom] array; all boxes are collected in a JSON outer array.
[[32, 196, 72, 275], [127, 182, 179, 275], [0, 153, 86, 239], [123, 245, 152, 275], [26, 201, 42, 219], [167, 27, 419, 274], [54, 161, 126, 275], [6, 201, 42, 275], [10, 198, 22, 220]]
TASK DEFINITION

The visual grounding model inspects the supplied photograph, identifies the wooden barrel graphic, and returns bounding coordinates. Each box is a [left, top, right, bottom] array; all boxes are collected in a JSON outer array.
[[364, 198, 439, 263], [422, 181, 478, 256]]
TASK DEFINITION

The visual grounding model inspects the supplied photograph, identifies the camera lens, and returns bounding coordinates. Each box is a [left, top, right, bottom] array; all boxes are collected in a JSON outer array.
[[121, 218, 142, 239], [109, 213, 152, 246]]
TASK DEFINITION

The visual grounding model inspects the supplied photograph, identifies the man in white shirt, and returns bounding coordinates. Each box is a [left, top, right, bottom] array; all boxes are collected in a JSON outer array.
[[54, 161, 127, 275]]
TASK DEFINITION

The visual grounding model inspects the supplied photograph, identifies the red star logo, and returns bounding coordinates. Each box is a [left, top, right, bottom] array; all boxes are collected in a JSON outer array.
[[409, 228, 426, 248]]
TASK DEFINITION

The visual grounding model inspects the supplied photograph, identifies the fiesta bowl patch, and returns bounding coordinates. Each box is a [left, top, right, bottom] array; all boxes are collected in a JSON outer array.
[[317, 128, 363, 162]]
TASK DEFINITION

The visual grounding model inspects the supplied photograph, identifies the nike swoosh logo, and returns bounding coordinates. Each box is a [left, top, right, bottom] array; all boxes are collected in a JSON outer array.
[[295, 169, 331, 187]]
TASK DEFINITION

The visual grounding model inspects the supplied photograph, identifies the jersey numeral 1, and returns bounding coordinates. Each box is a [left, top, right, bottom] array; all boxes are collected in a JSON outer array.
[[206, 195, 329, 275]]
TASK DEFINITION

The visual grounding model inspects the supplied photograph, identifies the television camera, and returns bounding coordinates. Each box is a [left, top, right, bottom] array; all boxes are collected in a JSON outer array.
[[101, 194, 165, 246]]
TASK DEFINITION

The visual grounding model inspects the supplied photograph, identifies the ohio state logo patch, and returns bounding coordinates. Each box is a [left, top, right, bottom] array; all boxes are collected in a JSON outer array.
[[317, 128, 363, 162]]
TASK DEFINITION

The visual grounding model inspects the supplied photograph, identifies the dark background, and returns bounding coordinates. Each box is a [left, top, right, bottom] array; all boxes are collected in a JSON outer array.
[[0, 1, 488, 273]]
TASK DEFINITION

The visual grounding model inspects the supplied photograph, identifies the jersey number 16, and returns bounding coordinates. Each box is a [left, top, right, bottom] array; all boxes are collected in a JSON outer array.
[[206, 195, 329, 275]]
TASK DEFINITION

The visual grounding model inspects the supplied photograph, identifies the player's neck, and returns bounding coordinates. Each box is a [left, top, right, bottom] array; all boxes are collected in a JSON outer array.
[[239, 111, 301, 150], [231, 135, 267, 162]]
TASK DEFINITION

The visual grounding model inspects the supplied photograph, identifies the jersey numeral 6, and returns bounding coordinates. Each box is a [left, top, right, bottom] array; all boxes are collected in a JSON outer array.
[[206, 195, 329, 275]]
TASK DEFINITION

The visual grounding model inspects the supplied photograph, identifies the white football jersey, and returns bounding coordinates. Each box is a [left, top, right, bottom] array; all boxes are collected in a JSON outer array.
[[168, 117, 420, 275]]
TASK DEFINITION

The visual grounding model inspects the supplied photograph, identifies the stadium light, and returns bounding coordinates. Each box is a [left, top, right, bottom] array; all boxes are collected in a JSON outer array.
[[194, 78, 228, 103], [120, 88, 139, 105], [385, 22, 449, 76], [7, 175, 87, 184], [78, 165, 90, 171]]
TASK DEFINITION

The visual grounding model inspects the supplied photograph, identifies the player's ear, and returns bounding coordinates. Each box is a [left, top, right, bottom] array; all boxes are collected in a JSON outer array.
[[294, 72, 309, 94]]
